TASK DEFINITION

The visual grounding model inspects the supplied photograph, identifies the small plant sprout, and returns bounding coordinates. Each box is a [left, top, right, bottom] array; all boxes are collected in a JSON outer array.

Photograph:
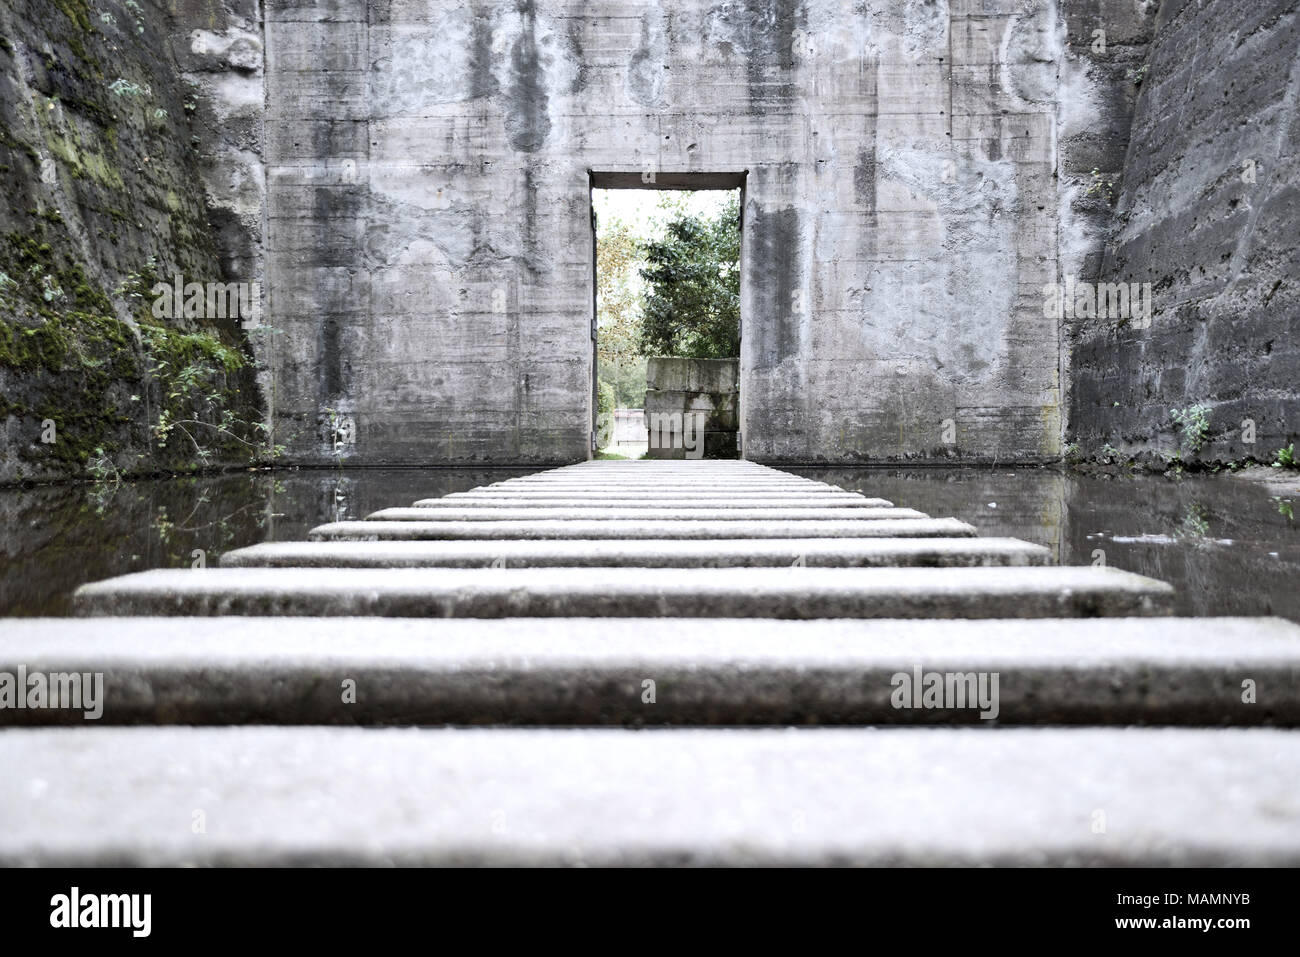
[[1171, 403, 1212, 454], [1274, 444, 1296, 469], [108, 78, 151, 98], [1178, 503, 1210, 539], [40, 275, 65, 302], [87, 447, 121, 486], [1085, 168, 1117, 203]]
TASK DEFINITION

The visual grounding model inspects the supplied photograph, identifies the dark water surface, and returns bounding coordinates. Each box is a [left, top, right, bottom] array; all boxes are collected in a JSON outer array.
[[0, 468, 532, 617], [1, 466, 1297, 620], [795, 467, 1300, 622]]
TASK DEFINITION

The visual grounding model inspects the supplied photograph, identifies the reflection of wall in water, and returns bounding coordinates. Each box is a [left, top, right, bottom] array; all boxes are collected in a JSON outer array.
[[1061, 478, 1300, 620], [793, 468, 1067, 561]]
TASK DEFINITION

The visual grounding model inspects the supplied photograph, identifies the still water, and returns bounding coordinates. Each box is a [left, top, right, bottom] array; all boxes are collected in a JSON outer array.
[[1, 466, 1296, 620]]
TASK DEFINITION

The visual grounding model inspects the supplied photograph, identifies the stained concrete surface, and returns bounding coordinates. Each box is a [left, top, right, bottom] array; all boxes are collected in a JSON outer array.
[[3, 616, 1297, 726], [2, 726, 1298, 865]]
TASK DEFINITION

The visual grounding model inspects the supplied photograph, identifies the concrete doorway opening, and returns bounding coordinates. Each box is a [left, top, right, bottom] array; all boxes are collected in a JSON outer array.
[[589, 171, 746, 461]]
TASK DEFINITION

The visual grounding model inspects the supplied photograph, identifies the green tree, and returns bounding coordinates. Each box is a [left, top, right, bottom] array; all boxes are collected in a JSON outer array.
[[639, 194, 740, 359], [596, 216, 647, 407], [604, 354, 647, 407], [596, 217, 642, 365], [596, 377, 616, 421]]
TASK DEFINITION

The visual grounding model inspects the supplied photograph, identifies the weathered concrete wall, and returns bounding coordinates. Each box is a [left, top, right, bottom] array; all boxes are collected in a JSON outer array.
[[644, 356, 737, 458], [264, 0, 1160, 466], [170, 0, 269, 397], [266, 0, 596, 465], [1069, 0, 1300, 465], [0, 0, 265, 484]]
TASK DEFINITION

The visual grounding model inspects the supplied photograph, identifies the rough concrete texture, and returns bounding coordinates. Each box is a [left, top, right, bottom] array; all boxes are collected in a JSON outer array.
[[479, 469, 826, 481], [366, 505, 929, 521], [220, 536, 1050, 568], [5, 616, 1295, 727], [420, 495, 897, 506], [307, 516, 978, 539], [1069, 0, 1300, 463], [3, 726, 1299, 865], [646, 356, 738, 394], [259, 0, 1159, 466], [72, 565, 1174, 618], [644, 357, 738, 458], [466, 480, 842, 489]]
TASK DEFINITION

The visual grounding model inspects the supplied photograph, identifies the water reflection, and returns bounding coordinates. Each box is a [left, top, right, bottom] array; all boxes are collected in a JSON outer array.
[[0, 468, 532, 616], [794, 467, 1300, 621], [1, 466, 1296, 621]]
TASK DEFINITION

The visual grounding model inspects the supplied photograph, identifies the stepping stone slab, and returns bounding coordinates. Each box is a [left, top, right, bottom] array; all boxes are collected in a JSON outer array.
[[475, 486, 832, 494], [306, 518, 978, 540], [478, 475, 826, 485], [364, 507, 930, 522], [220, 537, 1050, 569], [1, 726, 1296, 865], [2, 617, 1295, 727], [72, 566, 1174, 619], [446, 491, 873, 501], [428, 500, 897, 509]]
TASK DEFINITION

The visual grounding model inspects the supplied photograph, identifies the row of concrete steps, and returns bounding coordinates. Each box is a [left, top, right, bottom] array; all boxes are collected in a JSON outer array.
[[4, 459, 1299, 864]]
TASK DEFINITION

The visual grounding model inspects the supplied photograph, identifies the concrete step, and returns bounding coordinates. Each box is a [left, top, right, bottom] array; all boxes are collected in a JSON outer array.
[[545, 475, 794, 481], [2, 725, 1296, 865], [307, 517, 978, 540], [428, 496, 894, 507], [3, 617, 1294, 727], [475, 481, 832, 488], [72, 566, 1173, 618], [364, 506, 930, 522], [488, 469, 808, 474], [441, 494, 868, 501], [476, 473, 823, 484], [220, 537, 1050, 569], [566, 470, 776, 474], [516, 462, 771, 469], [487, 481, 833, 486]]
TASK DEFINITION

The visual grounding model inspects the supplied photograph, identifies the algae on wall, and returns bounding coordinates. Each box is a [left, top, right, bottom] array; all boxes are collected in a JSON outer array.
[[0, 0, 266, 483]]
